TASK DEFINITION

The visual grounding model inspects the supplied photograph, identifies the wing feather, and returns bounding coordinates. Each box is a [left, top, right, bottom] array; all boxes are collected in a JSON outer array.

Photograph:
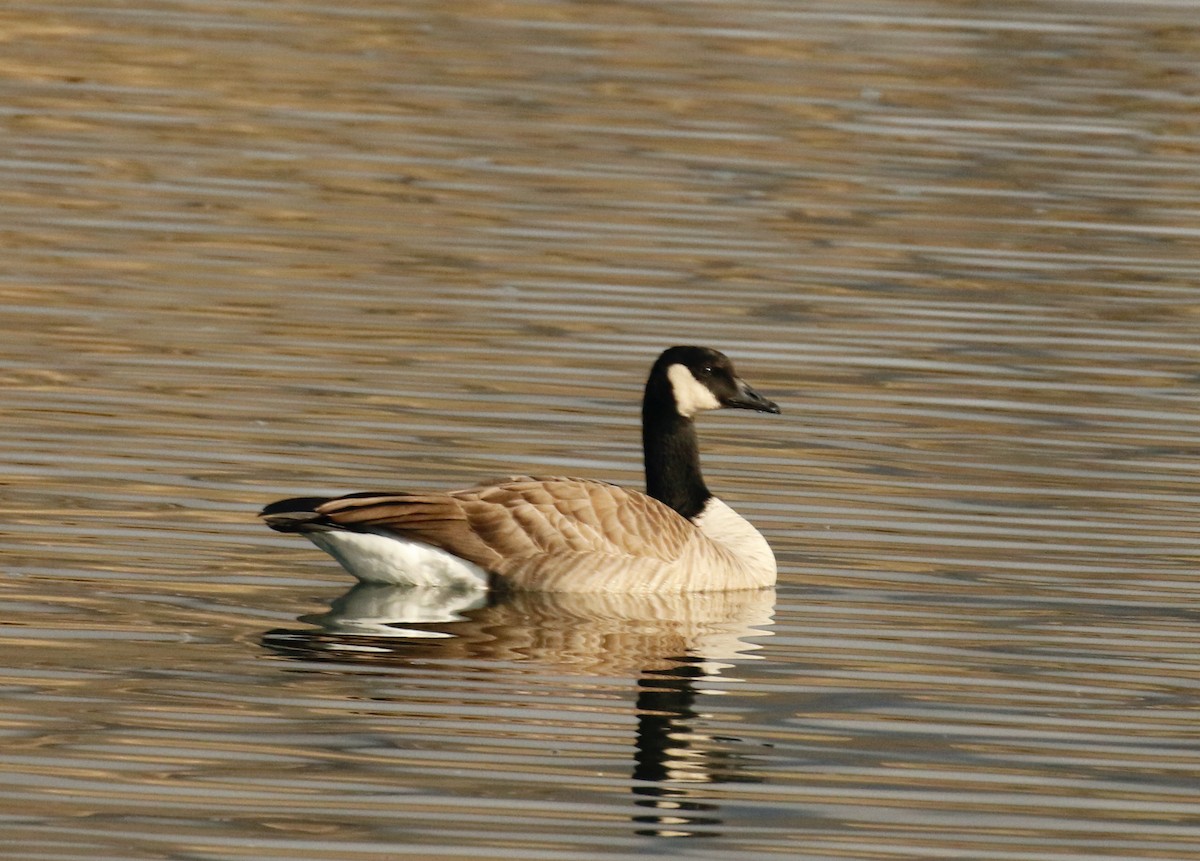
[[311, 478, 696, 587]]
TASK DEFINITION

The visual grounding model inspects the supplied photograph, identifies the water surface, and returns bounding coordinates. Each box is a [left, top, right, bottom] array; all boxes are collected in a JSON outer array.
[[2, 1, 1199, 859]]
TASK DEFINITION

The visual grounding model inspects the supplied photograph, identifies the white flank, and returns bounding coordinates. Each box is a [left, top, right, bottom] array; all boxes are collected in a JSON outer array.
[[692, 497, 776, 585], [667, 363, 721, 417], [306, 529, 491, 589]]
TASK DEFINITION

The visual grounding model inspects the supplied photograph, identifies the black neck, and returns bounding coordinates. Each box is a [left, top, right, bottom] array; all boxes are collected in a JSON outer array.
[[643, 384, 711, 521]]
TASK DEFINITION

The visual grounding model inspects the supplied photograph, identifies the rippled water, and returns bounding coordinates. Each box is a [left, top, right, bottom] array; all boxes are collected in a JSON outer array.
[[3, 1, 1199, 859]]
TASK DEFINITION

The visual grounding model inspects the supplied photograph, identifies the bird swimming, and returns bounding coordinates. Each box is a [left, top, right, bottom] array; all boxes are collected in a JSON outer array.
[[260, 346, 779, 593]]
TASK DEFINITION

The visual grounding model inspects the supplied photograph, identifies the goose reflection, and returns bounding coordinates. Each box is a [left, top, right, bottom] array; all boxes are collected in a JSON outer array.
[[263, 584, 775, 838]]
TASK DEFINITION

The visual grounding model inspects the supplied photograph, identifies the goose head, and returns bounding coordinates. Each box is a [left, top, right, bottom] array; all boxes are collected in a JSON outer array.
[[649, 346, 780, 419]]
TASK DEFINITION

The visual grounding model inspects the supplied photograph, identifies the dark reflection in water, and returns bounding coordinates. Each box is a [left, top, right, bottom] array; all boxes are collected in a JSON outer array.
[[264, 584, 774, 839], [630, 660, 762, 838]]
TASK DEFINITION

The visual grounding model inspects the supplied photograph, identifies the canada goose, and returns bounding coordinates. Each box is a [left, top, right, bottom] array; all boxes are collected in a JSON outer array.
[[260, 346, 780, 593]]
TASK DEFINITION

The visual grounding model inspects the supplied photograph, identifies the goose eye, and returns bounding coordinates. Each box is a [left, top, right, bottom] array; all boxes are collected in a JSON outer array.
[[700, 365, 715, 376]]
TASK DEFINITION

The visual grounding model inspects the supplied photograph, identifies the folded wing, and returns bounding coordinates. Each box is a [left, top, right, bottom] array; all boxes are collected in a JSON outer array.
[[311, 477, 699, 590]]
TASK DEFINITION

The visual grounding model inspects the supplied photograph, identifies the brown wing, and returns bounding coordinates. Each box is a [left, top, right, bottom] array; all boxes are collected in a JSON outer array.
[[313, 478, 696, 576]]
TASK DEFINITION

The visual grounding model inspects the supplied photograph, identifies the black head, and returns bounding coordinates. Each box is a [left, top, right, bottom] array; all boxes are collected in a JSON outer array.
[[648, 346, 780, 419]]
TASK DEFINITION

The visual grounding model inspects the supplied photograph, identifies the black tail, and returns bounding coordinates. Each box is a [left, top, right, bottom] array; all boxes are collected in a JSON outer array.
[[259, 496, 335, 533]]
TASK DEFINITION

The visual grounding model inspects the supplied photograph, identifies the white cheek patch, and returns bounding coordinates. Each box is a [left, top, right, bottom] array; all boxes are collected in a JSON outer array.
[[667, 363, 721, 417]]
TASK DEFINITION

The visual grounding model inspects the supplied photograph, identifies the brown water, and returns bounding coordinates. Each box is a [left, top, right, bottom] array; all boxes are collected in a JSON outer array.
[[3, 1, 1199, 858]]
